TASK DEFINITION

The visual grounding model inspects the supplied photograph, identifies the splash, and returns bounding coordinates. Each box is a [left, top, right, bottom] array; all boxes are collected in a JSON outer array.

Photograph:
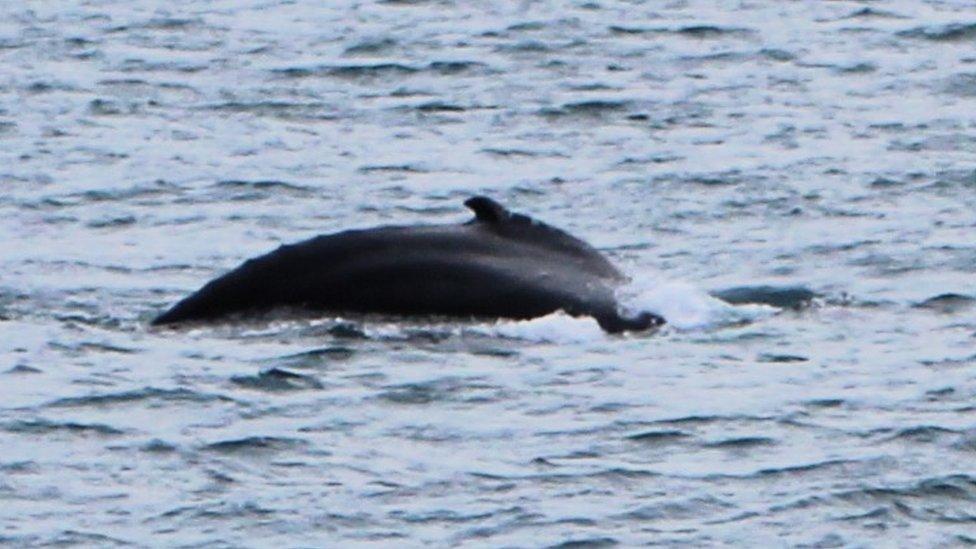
[[483, 312, 606, 344], [471, 275, 778, 343], [616, 276, 777, 331]]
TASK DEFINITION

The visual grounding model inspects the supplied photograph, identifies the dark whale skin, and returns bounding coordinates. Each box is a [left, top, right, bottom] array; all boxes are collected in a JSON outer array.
[[151, 196, 662, 333]]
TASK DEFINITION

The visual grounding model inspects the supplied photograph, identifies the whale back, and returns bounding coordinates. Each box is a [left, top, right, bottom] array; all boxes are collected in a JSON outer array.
[[152, 196, 646, 329]]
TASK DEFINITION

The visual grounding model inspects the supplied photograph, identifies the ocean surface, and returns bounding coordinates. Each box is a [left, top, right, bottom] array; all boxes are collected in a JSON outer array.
[[2, 0, 975, 546]]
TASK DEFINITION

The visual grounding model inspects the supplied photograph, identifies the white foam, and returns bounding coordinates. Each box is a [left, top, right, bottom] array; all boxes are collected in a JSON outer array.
[[480, 312, 605, 344], [466, 274, 777, 343], [616, 274, 777, 331]]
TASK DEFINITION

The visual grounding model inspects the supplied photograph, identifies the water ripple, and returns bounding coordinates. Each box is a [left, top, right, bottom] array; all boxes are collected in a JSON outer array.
[[2, 0, 974, 546]]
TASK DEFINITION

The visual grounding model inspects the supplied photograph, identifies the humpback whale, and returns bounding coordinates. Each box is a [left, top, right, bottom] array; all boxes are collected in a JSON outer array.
[[152, 196, 662, 333]]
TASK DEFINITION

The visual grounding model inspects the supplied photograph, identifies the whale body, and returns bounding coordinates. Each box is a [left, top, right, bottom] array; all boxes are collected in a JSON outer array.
[[152, 196, 662, 333]]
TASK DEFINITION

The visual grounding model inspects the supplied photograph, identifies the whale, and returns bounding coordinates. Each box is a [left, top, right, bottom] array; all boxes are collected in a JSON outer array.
[[151, 196, 663, 333]]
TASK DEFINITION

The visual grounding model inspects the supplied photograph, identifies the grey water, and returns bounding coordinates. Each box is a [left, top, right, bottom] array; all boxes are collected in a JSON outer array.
[[1, 0, 975, 546]]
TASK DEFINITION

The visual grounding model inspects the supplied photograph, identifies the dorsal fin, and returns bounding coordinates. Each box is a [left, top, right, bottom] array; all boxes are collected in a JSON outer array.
[[461, 196, 624, 278], [465, 196, 510, 223], [460, 195, 622, 278]]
